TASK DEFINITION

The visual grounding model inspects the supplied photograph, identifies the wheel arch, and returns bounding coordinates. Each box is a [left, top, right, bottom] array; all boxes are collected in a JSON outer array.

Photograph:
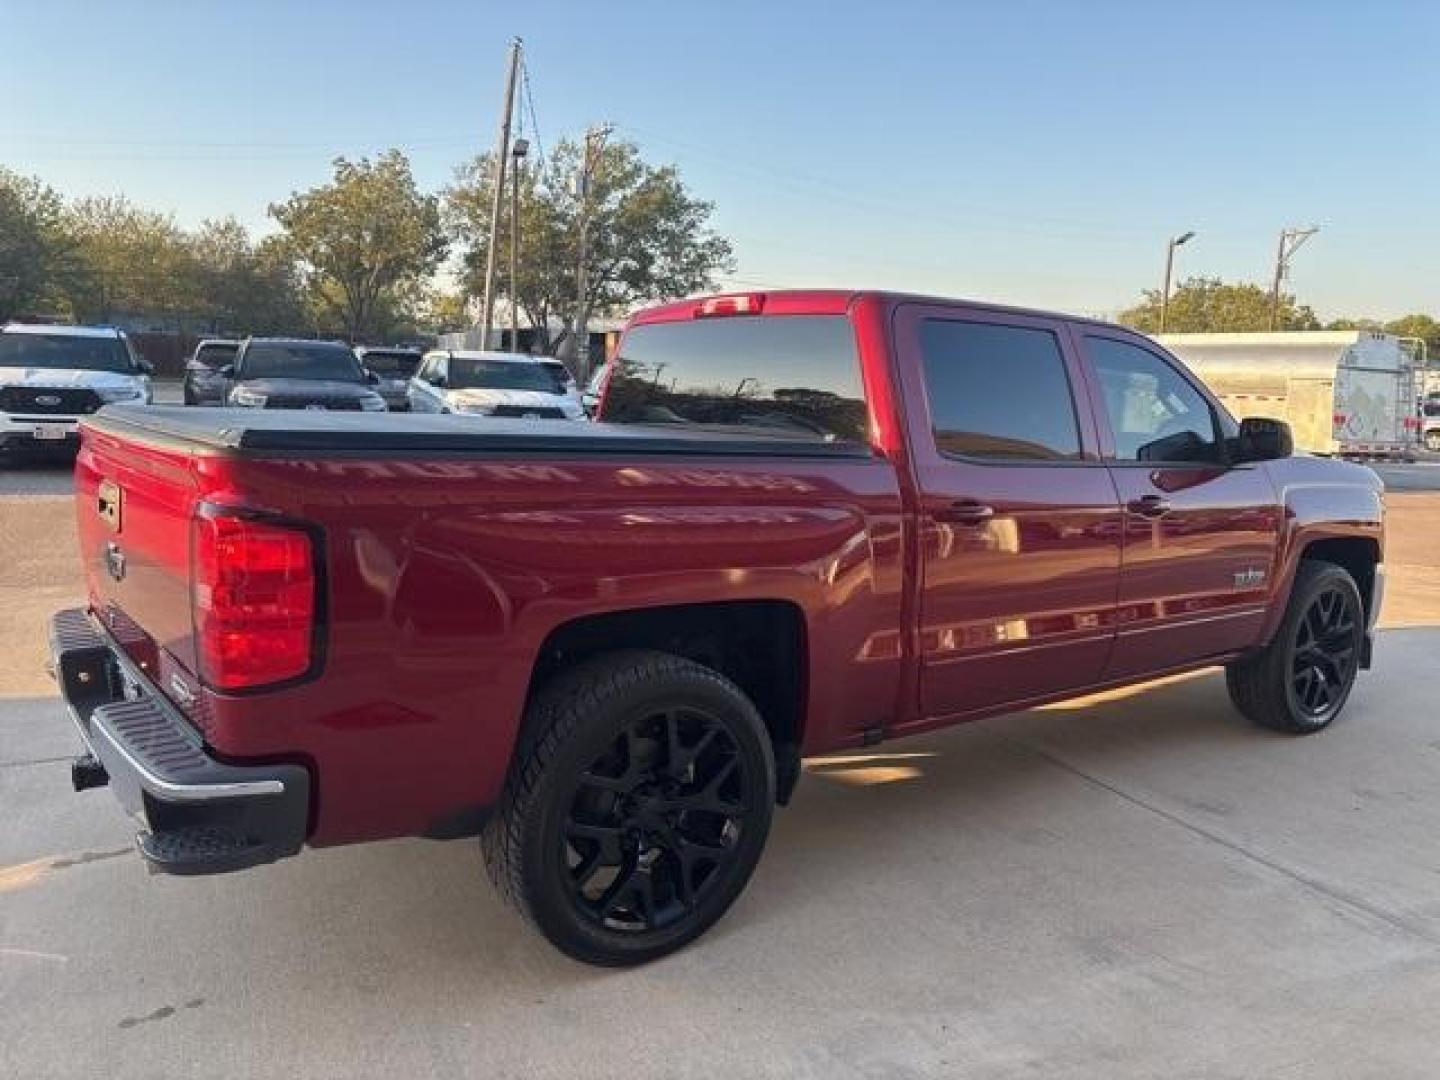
[[527, 600, 809, 804], [1298, 535, 1380, 627]]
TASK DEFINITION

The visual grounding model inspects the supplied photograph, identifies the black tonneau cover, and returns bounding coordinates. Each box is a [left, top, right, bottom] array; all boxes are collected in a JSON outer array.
[[85, 406, 873, 459]]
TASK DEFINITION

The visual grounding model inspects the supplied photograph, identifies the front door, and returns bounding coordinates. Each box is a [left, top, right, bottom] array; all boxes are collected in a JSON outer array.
[[1076, 331, 1282, 678], [893, 306, 1124, 726]]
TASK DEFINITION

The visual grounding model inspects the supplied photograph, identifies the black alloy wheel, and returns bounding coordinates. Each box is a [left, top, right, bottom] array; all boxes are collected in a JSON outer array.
[[563, 707, 749, 933], [1226, 560, 1365, 733], [484, 650, 775, 965], [1289, 584, 1360, 721]]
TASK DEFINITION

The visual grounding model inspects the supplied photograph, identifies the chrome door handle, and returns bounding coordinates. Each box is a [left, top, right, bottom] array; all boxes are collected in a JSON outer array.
[[1127, 495, 1171, 518], [936, 500, 995, 525]]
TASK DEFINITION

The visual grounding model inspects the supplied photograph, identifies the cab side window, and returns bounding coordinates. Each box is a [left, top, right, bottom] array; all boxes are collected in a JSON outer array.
[[919, 319, 1082, 461], [1087, 337, 1221, 464]]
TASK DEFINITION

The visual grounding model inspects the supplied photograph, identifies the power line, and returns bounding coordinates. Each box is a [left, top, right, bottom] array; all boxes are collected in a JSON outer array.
[[520, 59, 546, 175]]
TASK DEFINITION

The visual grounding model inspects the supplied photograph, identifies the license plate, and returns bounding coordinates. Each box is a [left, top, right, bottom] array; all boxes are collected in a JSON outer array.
[[33, 423, 71, 441]]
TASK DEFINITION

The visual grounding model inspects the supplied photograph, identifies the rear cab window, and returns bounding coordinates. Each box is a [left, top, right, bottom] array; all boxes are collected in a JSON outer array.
[[602, 314, 868, 445]]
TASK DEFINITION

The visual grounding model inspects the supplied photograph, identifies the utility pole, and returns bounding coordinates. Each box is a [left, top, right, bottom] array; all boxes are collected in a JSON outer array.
[[509, 137, 529, 351], [1158, 230, 1196, 334], [479, 37, 522, 349], [566, 122, 612, 380], [1268, 225, 1319, 331]]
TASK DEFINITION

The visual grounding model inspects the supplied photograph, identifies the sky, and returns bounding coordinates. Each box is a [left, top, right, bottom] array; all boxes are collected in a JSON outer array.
[[3, 0, 1436, 320]]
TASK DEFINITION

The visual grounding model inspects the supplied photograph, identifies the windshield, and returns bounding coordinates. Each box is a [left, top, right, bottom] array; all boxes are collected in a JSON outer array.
[[602, 315, 868, 444], [449, 357, 556, 392], [361, 351, 421, 377], [239, 342, 363, 382], [0, 333, 133, 373], [193, 343, 238, 369]]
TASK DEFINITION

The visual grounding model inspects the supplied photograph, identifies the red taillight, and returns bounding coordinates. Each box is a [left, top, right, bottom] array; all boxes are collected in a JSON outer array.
[[192, 512, 316, 690], [694, 293, 765, 318], [1333, 413, 1347, 427]]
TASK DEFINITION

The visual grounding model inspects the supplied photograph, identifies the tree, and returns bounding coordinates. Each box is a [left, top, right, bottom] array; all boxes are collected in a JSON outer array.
[[1120, 277, 1320, 333], [65, 196, 197, 324], [189, 218, 305, 334], [0, 168, 72, 321], [270, 151, 447, 341], [445, 137, 734, 356], [1382, 314, 1440, 362]]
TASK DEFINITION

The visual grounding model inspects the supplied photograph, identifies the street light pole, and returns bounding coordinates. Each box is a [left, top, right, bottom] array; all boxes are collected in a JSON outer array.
[[1159, 230, 1195, 334]]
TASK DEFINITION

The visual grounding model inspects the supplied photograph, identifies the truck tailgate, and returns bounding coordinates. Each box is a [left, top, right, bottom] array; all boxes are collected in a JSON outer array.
[[74, 420, 204, 678]]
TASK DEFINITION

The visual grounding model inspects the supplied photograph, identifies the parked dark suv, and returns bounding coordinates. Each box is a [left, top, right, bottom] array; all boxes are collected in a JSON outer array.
[[182, 339, 239, 405], [354, 346, 423, 411], [224, 338, 388, 412]]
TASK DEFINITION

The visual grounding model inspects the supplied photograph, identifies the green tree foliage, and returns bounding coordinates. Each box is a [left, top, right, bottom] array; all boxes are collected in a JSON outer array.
[[64, 196, 198, 323], [1325, 314, 1440, 364], [0, 168, 72, 321], [445, 138, 734, 355], [1120, 277, 1320, 334], [189, 218, 306, 334], [270, 151, 447, 341]]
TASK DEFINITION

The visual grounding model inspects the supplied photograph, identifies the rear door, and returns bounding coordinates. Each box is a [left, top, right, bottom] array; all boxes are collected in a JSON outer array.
[[892, 304, 1124, 723], [1075, 329, 1281, 678]]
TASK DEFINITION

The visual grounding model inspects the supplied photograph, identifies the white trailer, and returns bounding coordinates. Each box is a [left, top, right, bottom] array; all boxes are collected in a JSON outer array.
[[1154, 331, 1420, 459]]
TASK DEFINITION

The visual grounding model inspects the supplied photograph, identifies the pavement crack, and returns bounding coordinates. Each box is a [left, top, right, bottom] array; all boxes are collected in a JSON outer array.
[[0, 755, 73, 769], [990, 730, 1440, 948]]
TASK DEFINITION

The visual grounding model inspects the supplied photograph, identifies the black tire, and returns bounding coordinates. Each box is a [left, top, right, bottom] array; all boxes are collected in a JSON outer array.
[[1226, 560, 1365, 733], [483, 649, 776, 966]]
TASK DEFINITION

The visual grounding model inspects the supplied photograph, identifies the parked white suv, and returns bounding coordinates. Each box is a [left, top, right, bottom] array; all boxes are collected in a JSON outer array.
[[408, 350, 585, 419], [0, 323, 153, 456]]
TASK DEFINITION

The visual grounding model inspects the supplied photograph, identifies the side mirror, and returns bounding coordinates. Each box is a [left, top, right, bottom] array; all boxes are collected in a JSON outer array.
[[431, 374, 448, 389], [1235, 417, 1293, 463], [365, 369, 380, 385], [219, 364, 236, 378], [135, 358, 155, 376]]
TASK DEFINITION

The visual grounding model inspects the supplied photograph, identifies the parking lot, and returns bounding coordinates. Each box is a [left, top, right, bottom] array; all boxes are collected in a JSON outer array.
[[4, 463, 1440, 1077]]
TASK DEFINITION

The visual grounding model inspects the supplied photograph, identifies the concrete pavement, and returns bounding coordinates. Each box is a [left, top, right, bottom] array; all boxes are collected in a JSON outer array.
[[3, 452, 1440, 1077], [4, 630, 1440, 1078]]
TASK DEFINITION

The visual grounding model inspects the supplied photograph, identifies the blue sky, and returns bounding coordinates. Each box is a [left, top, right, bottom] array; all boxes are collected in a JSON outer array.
[[4, 0, 1436, 319]]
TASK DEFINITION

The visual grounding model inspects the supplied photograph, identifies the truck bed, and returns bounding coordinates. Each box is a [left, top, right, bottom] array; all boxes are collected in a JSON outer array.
[[85, 406, 873, 459]]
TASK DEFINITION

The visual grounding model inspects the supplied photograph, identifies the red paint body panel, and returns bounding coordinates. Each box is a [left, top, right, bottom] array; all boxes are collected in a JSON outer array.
[[69, 290, 1384, 849]]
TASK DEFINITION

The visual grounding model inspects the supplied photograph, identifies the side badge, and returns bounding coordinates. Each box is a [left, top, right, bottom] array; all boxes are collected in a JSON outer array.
[[1233, 568, 1266, 589]]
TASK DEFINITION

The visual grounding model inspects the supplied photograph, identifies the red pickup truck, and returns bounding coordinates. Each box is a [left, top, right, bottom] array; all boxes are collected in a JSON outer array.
[[50, 290, 1384, 965]]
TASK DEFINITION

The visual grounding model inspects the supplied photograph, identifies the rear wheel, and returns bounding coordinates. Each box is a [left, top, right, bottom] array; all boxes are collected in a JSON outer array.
[[483, 650, 775, 965], [1226, 560, 1364, 733]]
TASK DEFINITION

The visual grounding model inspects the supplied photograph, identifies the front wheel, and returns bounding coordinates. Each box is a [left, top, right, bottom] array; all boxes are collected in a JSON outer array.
[[483, 650, 776, 965], [1226, 560, 1365, 733]]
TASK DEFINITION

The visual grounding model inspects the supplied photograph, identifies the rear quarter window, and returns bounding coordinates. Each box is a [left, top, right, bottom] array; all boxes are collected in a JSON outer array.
[[602, 315, 868, 444]]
